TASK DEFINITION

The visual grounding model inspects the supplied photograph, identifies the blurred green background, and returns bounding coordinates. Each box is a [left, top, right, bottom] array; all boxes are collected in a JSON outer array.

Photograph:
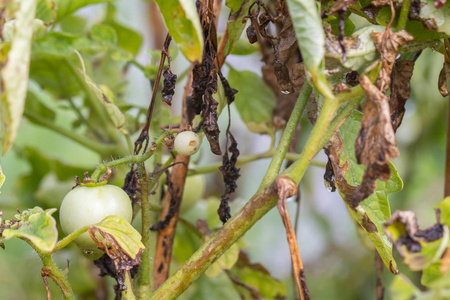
[[1, 1, 448, 299]]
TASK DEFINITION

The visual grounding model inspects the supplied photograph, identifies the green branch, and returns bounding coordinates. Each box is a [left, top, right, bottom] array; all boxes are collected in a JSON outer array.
[[136, 163, 152, 298], [397, 0, 411, 31], [283, 97, 340, 183], [260, 83, 312, 189], [90, 130, 172, 182], [53, 225, 91, 253], [23, 109, 116, 156]]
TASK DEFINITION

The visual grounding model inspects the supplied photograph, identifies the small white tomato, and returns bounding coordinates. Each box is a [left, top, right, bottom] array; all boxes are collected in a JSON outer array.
[[174, 131, 201, 156]]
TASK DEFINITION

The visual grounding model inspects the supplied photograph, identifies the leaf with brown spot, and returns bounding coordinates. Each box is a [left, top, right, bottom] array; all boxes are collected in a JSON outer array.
[[371, 28, 414, 92], [324, 111, 402, 274], [88, 215, 145, 292], [390, 59, 415, 132], [384, 210, 447, 273], [354, 75, 399, 207]]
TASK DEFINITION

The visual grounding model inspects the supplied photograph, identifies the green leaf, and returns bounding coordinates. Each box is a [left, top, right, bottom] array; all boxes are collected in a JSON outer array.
[[205, 243, 239, 278], [286, 0, 333, 99], [93, 215, 144, 260], [180, 272, 241, 300], [154, 0, 203, 62], [436, 197, 450, 227], [59, 15, 88, 34], [2, 207, 58, 252], [225, 0, 243, 13], [36, 0, 56, 24], [389, 275, 418, 300], [53, 0, 116, 22], [1, 0, 37, 154], [227, 68, 276, 133], [104, 4, 142, 55], [25, 80, 56, 122], [224, 0, 252, 57], [75, 52, 126, 128], [420, 1, 450, 35], [330, 15, 355, 37], [230, 256, 286, 298], [91, 24, 117, 46], [338, 111, 402, 273]]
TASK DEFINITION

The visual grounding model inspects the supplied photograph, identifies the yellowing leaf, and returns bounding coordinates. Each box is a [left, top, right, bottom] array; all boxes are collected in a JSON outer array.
[[2, 207, 58, 252], [154, 0, 203, 62], [1, 0, 37, 154], [92, 215, 144, 260]]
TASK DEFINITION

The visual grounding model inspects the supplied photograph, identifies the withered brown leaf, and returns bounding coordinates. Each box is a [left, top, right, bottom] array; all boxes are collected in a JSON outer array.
[[354, 75, 399, 206], [371, 29, 414, 92], [89, 228, 144, 292], [390, 59, 415, 132]]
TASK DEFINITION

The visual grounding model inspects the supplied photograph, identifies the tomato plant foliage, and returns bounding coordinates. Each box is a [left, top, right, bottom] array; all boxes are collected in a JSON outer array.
[[1, 0, 450, 299]]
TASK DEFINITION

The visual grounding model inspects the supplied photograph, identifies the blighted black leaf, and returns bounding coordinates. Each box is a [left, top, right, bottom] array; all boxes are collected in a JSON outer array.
[[324, 158, 337, 192], [161, 67, 177, 106], [371, 28, 414, 92], [354, 75, 399, 206], [345, 71, 359, 87], [122, 168, 140, 204], [218, 72, 238, 104], [218, 131, 240, 224], [203, 89, 222, 155], [94, 254, 140, 300], [246, 24, 258, 44], [361, 0, 393, 23], [390, 59, 415, 132]]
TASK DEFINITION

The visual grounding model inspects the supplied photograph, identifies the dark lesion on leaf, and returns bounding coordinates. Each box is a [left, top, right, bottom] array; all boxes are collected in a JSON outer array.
[[218, 131, 240, 224], [362, 213, 378, 233], [384, 210, 444, 261]]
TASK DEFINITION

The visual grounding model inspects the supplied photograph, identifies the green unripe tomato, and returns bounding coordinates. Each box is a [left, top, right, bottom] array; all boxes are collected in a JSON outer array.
[[174, 131, 201, 156], [59, 185, 132, 259], [180, 174, 205, 213]]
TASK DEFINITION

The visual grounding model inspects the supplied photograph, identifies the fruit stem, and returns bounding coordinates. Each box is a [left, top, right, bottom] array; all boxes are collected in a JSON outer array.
[[53, 225, 91, 253], [90, 130, 172, 182]]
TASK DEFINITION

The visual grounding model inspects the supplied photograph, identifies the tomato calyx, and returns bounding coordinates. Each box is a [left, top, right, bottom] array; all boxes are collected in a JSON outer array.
[[73, 167, 112, 189]]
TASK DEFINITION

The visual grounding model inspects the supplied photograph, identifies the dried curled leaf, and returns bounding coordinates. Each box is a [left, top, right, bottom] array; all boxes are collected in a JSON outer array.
[[390, 59, 415, 131], [88, 215, 145, 291], [218, 131, 240, 224], [371, 28, 414, 92], [354, 75, 399, 207]]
